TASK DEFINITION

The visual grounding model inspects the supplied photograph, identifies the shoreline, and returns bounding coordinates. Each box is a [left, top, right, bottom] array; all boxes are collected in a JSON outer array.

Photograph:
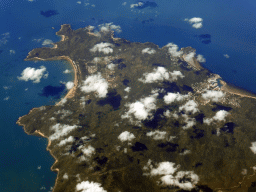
[[220, 80, 256, 99], [16, 24, 256, 192], [17, 30, 78, 192]]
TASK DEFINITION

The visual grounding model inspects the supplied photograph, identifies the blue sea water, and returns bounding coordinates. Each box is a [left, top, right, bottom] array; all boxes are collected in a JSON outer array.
[[0, 0, 256, 191]]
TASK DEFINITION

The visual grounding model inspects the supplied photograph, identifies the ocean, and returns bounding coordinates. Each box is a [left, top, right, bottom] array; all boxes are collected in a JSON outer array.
[[0, 0, 256, 191]]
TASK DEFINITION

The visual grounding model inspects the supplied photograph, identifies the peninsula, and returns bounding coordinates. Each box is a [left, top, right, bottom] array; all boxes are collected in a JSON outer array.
[[17, 24, 256, 192]]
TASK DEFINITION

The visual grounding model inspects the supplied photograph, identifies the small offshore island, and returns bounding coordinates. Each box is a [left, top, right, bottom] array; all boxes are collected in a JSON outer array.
[[17, 24, 256, 192]]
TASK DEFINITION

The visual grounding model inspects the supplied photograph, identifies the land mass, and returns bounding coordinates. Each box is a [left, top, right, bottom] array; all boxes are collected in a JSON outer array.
[[17, 24, 256, 192]]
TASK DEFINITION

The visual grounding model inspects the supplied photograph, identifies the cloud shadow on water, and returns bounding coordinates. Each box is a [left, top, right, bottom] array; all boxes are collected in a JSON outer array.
[[38, 83, 66, 99], [40, 10, 59, 18]]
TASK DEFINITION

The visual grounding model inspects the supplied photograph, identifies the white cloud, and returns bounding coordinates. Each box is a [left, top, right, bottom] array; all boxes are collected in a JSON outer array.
[[118, 131, 135, 142], [63, 69, 71, 74], [122, 93, 158, 123], [42, 39, 53, 46], [165, 43, 183, 57], [63, 173, 68, 179], [202, 90, 225, 102], [250, 142, 256, 154], [130, 2, 144, 8], [224, 54, 230, 59], [142, 48, 156, 54], [124, 87, 131, 92], [49, 124, 79, 141], [66, 81, 74, 90], [107, 63, 116, 70], [77, 1, 81, 4], [17, 66, 48, 83], [151, 162, 178, 176], [161, 171, 199, 190], [145, 161, 199, 191], [0, 32, 10, 45], [185, 17, 203, 29], [98, 23, 122, 33], [179, 100, 199, 114], [76, 181, 107, 192], [90, 42, 114, 54], [182, 114, 196, 129], [122, 2, 127, 6], [4, 96, 10, 101], [184, 52, 196, 63], [79, 145, 95, 157], [80, 73, 109, 98], [146, 130, 167, 140], [164, 92, 188, 104], [204, 110, 229, 125], [197, 54, 206, 63], [9, 50, 15, 55], [139, 67, 184, 83], [58, 136, 75, 146], [3, 86, 11, 90]]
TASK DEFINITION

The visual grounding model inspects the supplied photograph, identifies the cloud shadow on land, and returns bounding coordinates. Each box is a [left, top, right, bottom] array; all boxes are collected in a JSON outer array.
[[97, 90, 122, 110], [38, 83, 66, 99]]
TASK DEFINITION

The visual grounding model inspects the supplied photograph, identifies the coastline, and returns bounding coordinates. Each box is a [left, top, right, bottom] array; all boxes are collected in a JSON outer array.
[[16, 24, 256, 191], [16, 28, 78, 192]]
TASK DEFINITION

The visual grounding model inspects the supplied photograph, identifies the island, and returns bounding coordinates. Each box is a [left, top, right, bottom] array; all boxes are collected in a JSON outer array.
[[17, 24, 256, 192]]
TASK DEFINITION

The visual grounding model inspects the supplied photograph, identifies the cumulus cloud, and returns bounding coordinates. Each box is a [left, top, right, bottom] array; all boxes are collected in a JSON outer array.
[[130, 2, 144, 8], [4, 96, 10, 101], [204, 110, 229, 125], [42, 39, 53, 46], [80, 73, 109, 98], [121, 93, 158, 123], [185, 17, 203, 29], [63, 173, 68, 179], [9, 50, 15, 55], [202, 90, 225, 102], [151, 162, 178, 176], [90, 42, 115, 54], [182, 114, 196, 129], [164, 92, 188, 104], [122, 2, 127, 6], [58, 136, 75, 146], [142, 48, 156, 54], [76, 181, 107, 192], [139, 67, 184, 83], [184, 52, 196, 63], [17, 66, 48, 83], [161, 171, 199, 190], [146, 130, 167, 140], [107, 63, 116, 70], [49, 123, 79, 141], [124, 87, 131, 92], [3, 86, 11, 90], [165, 43, 183, 57], [145, 161, 199, 191], [118, 131, 135, 142], [224, 54, 230, 59], [66, 81, 74, 90], [0, 32, 10, 45], [63, 69, 71, 74], [79, 145, 95, 157], [179, 100, 199, 114], [197, 54, 206, 63], [250, 142, 256, 154], [98, 23, 122, 33]]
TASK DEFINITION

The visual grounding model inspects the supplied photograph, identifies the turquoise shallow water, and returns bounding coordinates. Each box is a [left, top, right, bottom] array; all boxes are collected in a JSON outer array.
[[0, 0, 256, 191]]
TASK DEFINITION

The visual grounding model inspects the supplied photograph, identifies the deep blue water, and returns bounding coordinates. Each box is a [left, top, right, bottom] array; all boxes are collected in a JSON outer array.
[[0, 0, 256, 191]]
